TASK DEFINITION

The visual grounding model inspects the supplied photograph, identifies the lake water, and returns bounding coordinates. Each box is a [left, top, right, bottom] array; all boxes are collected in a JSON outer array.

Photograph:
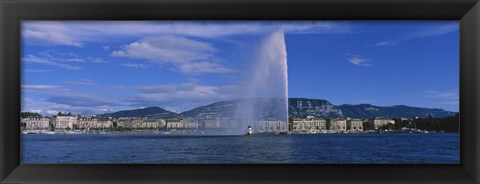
[[21, 133, 459, 164]]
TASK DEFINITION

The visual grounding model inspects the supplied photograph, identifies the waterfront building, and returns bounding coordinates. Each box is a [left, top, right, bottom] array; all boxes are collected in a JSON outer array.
[[77, 115, 98, 130], [54, 115, 77, 130], [219, 117, 238, 129], [132, 117, 149, 129], [143, 118, 166, 129], [346, 119, 363, 132], [165, 118, 198, 130], [255, 120, 288, 133], [373, 117, 395, 129], [194, 113, 239, 129], [21, 117, 50, 130], [117, 117, 134, 128], [199, 113, 221, 128], [330, 119, 347, 132], [166, 118, 182, 129], [290, 116, 327, 133], [181, 118, 198, 129], [97, 117, 113, 129]]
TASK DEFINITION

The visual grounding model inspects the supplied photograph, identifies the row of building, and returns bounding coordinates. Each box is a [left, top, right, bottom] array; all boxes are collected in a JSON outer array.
[[21, 114, 395, 133], [20, 115, 200, 132], [289, 116, 395, 133]]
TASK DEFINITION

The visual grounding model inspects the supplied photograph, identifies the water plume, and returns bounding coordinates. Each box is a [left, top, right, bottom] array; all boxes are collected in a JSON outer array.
[[236, 29, 289, 135]]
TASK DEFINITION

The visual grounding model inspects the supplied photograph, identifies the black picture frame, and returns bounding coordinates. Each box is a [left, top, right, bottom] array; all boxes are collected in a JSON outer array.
[[1, 0, 479, 183]]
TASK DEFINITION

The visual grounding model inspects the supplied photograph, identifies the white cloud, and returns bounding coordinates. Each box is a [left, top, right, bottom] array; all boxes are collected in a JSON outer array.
[[411, 24, 458, 38], [22, 97, 114, 115], [373, 41, 398, 47], [102, 45, 110, 51], [47, 94, 118, 107], [179, 62, 232, 74], [64, 79, 96, 86], [89, 57, 109, 63], [112, 35, 216, 62], [22, 85, 64, 90], [65, 58, 86, 63], [22, 83, 118, 115], [370, 23, 458, 47], [347, 55, 372, 67], [112, 35, 232, 74], [424, 89, 459, 111], [129, 83, 241, 112], [121, 63, 146, 69], [22, 22, 83, 47], [46, 110, 60, 115], [28, 109, 43, 113], [22, 21, 352, 47], [425, 89, 458, 100], [23, 55, 81, 70], [24, 69, 53, 73]]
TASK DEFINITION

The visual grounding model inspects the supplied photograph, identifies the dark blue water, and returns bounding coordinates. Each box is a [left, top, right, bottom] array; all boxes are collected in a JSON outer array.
[[21, 133, 459, 164]]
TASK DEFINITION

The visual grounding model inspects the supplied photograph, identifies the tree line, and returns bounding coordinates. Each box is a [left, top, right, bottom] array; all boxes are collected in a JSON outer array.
[[381, 113, 459, 132]]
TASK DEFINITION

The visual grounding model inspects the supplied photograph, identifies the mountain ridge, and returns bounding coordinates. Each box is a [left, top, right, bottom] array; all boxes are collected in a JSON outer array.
[[98, 106, 179, 119], [97, 98, 456, 119]]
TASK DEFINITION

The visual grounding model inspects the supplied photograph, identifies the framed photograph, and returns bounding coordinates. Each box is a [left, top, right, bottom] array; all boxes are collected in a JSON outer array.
[[1, 0, 479, 183]]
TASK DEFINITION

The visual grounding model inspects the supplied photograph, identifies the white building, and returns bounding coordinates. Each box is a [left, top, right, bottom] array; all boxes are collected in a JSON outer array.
[[21, 117, 50, 130], [330, 119, 347, 132], [254, 120, 288, 133], [77, 115, 97, 129], [373, 117, 395, 129], [347, 119, 363, 132], [166, 118, 198, 130], [290, 116, 327, 133], [181, 118, 198, 129], [117, 117, 134, 128], [132, 118, 166, 129], [201, 114, 221, 128], [97, 117, 114, 129], [55, 115, 77, 130]]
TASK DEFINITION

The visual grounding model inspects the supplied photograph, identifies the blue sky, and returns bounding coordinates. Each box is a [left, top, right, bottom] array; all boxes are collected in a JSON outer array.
[[21, 21, 459, 115]]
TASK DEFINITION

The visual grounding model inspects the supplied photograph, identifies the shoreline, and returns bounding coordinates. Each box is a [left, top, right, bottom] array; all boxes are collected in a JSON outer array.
[[21, 129, 454, 135]]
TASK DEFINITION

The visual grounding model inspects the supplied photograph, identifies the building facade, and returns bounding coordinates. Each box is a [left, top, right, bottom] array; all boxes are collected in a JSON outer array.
[[373, 117, 395, 129], [77, 115, 98, 130], [330, 119, 347, 132], [117, 117, 134, 128], [255, 120, 289, 133], [97, 117, 113, 129], [290, 116, 327, 133], [21, 117, 50, 130], [54, 115, 77, 130], [346, 119, 363, 132]]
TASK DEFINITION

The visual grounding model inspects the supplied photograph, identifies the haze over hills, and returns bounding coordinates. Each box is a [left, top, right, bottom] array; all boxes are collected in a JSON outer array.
[[97, 98, 456, 119]]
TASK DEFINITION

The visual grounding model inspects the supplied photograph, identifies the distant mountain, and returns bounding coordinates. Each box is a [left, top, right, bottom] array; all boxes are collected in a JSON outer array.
[[97, 98, 456, 120], [288, 98, 343, 118], [180, 99, 241, 118], [99, 107, 179, 119], [337, 104, 456, 119]]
